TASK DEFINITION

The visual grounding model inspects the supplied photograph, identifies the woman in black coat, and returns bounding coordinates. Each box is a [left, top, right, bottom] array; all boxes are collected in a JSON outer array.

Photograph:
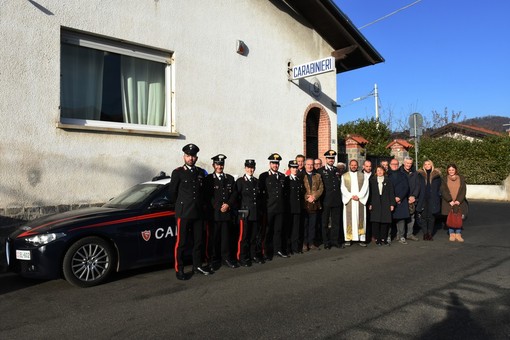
[[368, 166, 396, 245], [416, 160, 442, 240]]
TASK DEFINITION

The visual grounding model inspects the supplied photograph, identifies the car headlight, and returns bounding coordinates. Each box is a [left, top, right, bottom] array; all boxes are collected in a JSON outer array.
[[25, 233, 66, 246]]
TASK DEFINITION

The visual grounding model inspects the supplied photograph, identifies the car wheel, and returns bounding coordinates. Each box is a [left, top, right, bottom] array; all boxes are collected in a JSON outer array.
[[63, 237, 115, 288]]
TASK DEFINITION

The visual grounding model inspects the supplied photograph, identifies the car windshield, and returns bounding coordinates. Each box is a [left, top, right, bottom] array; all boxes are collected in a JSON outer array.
[[103, 184, 162, 209]]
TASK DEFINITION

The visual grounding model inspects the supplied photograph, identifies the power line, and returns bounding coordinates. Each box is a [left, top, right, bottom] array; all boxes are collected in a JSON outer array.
[[358, 0, 422, 30]]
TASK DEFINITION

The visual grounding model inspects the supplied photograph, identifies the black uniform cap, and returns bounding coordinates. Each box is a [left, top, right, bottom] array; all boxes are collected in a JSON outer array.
[[211, 154, 227, 165], [244, 159, 256, 168], [182, 143, 200, 156], [324, 149, 337, 159], [288, 160, 299, 168], [268, 153, 282, 163]]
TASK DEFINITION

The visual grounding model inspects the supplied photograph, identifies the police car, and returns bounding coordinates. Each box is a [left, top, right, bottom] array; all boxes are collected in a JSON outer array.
[[5, 177, 177, 287]]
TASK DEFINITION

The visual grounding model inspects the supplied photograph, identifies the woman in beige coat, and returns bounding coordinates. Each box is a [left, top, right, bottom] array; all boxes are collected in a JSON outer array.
[[440, 163, 468, 242]]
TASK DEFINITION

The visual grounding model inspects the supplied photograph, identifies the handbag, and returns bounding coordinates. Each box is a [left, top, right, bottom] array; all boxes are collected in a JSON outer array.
[[446, 207, 463, 229]]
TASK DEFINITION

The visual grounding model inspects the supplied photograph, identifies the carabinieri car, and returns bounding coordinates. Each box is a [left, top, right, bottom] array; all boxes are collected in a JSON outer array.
[[6, 177, 177, 287]]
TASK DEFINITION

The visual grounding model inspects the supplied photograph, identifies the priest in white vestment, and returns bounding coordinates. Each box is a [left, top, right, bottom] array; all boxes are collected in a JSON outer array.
[[341, 159, 369, 246]]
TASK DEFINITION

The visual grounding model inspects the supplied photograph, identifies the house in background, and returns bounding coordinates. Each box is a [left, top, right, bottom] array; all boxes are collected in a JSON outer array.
[[429, 123, 504, 142], [0, 0, 382, 220]]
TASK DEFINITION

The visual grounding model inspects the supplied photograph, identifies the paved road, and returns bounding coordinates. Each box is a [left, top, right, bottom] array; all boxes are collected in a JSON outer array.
[[1, 201, 509, 339]]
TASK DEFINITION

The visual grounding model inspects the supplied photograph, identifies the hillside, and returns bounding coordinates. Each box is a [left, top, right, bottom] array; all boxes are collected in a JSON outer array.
[[461, 115, 510, 132]]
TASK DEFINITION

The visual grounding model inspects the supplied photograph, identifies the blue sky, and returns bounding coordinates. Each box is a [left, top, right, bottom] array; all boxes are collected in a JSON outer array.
[[333, 0, 510, 129]]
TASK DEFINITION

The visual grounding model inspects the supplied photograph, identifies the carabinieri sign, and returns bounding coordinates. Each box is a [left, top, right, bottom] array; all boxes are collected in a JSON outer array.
[[291, 56, 335, 80]]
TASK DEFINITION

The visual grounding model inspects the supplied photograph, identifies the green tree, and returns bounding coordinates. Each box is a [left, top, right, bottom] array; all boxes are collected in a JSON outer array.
[[337, 118, 391, 156]]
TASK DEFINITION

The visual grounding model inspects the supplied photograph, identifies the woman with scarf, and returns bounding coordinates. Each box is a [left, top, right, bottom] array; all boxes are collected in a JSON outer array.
[[440, 163, 468, 242], [368, 166, 395, 246], [416, 160, 442, 240]]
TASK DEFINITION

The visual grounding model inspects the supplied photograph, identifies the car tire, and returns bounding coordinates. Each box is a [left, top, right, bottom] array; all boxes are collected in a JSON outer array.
[[63, 237, 115, 288]]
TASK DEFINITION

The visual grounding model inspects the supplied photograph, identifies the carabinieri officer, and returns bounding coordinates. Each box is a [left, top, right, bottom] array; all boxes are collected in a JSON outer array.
[[204, 154, 239, 270], [236, 159, 264, 266], [259, 153, 288, 260], [169, 143, 213, 280]]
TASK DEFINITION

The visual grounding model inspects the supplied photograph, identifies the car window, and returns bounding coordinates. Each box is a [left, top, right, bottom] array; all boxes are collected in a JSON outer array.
[[103, 184, 162, 209]]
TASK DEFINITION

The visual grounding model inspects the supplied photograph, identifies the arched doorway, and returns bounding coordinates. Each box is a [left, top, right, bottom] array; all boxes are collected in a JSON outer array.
[[303, 104, 331, 160], [305, 108, 320, 159]]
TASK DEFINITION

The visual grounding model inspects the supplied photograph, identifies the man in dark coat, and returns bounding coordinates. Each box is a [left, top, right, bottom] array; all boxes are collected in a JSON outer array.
[[400, 157, 421, 241], [388, 159, 410, 244], [284, 160, 304, 255], [259, 153, 288, 260], [317, 150, 343, 249], [169, 143, 212, 280], [204, 154, 238, 270], [236, 159, 264, 266]]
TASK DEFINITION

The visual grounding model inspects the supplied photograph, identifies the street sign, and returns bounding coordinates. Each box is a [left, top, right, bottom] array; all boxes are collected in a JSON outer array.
[[291, 56, 335, 80], [409, 112, 423, 137]]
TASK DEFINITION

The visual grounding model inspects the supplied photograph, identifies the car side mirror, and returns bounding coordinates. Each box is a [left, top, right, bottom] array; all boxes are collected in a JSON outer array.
[[149, 198, 172, 210]]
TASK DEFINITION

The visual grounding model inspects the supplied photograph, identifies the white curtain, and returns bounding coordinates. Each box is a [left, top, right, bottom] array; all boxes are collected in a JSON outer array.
[[61, 44, 104, 120], [120, 57, 165, 126]]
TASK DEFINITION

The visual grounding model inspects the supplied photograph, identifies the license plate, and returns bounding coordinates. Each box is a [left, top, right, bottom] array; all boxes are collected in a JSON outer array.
[[16, 250, 31, 261]]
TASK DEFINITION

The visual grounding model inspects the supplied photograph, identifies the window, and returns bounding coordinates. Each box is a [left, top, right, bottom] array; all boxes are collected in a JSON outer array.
[[60, 29, 175, 134]]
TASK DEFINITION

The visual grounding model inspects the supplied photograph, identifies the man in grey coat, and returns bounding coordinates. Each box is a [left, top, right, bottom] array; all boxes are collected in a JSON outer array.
[[400, 157, 420, 241]]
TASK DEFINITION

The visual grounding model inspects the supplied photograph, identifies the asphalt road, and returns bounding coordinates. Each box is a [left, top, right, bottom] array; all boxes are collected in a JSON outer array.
[[1, 201, 509, 339]]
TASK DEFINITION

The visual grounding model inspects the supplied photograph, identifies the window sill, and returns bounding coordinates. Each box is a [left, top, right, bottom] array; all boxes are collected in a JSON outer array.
[[56, 122, 180, 138]]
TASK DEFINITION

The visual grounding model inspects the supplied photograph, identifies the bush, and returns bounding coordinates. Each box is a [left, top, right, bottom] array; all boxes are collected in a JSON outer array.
[[417, 136, 510, 184]]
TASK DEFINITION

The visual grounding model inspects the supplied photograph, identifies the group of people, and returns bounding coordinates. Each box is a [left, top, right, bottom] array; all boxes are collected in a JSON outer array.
[[168, 143, 468, 280]]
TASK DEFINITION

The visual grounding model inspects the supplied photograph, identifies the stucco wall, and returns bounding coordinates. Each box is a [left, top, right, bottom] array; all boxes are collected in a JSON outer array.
[[0, 0, 338, 211]]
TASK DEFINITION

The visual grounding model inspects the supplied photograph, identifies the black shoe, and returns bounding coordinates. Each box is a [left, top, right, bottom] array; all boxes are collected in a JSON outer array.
[[277, 251, 289, 258], [223, 259, 239, 268], [193, 266, 213, 275], [376, 241, 382, 246], [359, 242, 367, 247], [175, 270, 187, 280], [239, 260, 252, 267], [211, 262, 222, 271], [323, 244, 331, 250], [263, 256, 273, 262], [252, 257, 264, 264]]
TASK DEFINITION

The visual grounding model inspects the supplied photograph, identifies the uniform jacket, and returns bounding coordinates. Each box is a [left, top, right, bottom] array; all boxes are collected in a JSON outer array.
[[259, 170, 286, 214], [169, 165, 207, 219], [388, 169, 410, 220], [303, 172, 324, 213], [440, 174, 469, 217], [204, 172, 237, 221], [416, 169, 442, 215], [236, 175, 260, 221], [368, 175, 396, 223], [284, 175, 304, 214], [317, 165, 342, 207]]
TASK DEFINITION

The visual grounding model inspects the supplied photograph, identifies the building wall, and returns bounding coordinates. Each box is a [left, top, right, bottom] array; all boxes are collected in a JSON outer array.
[[0, 0, 338, 215]]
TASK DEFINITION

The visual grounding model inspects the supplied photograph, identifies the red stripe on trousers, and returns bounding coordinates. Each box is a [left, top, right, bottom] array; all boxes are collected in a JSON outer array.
[[237, 219, 244, 260], [174, 218, 181, 272]]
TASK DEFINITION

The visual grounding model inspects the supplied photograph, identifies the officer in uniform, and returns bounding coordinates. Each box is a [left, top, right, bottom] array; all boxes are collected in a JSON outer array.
[[317, 150, 343, 249], [259, 153, 288, 260], [285, 159, 304, 255], [204, 154, 239, 270], [169, 143, 212, 280], [236, 159, 263, 266]]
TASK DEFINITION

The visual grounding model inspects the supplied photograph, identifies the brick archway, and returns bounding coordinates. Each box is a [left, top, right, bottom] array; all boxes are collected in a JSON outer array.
[[303, 103, 331, 161]]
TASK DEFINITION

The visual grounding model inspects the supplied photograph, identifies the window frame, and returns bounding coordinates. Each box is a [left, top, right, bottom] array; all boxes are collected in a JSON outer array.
[[58, 29, 177, 136]]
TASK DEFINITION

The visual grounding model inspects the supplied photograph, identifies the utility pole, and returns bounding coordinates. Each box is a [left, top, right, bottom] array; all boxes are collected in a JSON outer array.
[[374, 83, 379, 129], [351, 83, 380, 128]]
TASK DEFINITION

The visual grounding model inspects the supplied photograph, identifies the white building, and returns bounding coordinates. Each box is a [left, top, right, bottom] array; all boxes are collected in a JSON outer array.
[[0, 0, 383, 219]]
